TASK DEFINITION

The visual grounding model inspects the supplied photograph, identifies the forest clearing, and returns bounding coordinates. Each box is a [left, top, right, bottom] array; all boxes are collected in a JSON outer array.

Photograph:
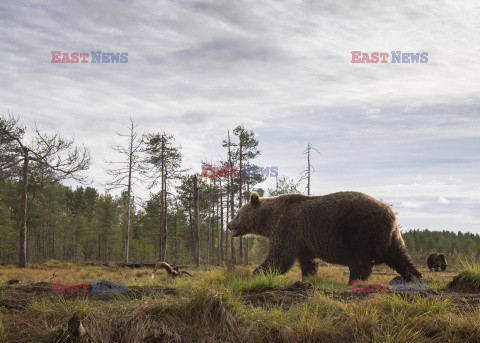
[[1, 261, 479, 342], [2, 1, 480, 342], [1, 114, 480, 342]]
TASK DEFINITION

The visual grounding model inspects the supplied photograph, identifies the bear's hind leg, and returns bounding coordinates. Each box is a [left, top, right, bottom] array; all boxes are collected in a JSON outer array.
[[348, 262, 373, 285], [298, 250, 318, 281]]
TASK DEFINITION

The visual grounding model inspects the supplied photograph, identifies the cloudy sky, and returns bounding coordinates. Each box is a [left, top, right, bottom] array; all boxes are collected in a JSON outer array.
[[1, 0, 479, 233]]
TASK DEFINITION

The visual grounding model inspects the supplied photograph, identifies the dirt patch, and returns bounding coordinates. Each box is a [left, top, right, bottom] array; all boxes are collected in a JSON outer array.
[[241, 281, 480, 311], [242, 281, 313, 309], [2, 280, 479, 313], [242, 281, 381, 309], [0, 281, 180, 308]]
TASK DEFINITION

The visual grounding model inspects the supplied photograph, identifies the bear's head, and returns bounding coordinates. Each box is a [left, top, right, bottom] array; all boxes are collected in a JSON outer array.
[[438, 253, 448, 271], [433, 253, 448, 271], [227, 192, 266, 238]]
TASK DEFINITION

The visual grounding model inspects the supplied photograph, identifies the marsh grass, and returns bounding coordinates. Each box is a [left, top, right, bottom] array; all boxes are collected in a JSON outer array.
[[28, 296, 94, 319], [380, 292, 456, 317], [30, 260, 76, 270], [0, 261, 479, 342], [201, 267, 289, 293]]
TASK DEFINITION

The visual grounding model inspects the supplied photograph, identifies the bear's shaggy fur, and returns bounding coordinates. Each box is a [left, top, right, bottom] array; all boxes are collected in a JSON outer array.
[[227, 191, 422, 284], [427, 253, 448, 272]]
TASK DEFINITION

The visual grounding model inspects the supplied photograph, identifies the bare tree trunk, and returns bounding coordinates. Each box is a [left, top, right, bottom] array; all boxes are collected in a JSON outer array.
[[230, 227, 235, 264], [189, 204, 195, 262], [193, 175, 200, 266], [307, 143, 311, 196], [228, 131, 236, 264], [158, 141, 168, 262], [124, 136, 133, 264], [211, 221, 215, 265], [219, 178, 224, 264], [43, 224, 47, 261], [74, 223, 79, 262], [37, 227, 41, 262], [97, 232, 101, 261], [52, 228, 55, 260], [27, 224, 30, 262], [239, 143, 243, 260], [216, 177, 220, 265], [173, 203, 178, 261], [206, 179, 211, 266], [18, 152, 29, 268], [211, 177, 216, 264], [245, 179, 250, 265], [104, 239, 109, 264], [225, 191, 229, 259], [159, 146, 167, 261], [160, 172, 168, 261]]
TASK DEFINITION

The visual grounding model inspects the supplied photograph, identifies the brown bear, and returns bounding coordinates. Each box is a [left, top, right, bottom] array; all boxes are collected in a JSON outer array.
[[227, 191, 422, 284], [427, 253, 448, 272]]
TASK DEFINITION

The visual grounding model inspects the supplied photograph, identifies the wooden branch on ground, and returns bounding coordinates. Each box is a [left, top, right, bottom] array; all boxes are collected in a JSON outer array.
[[151, 262, 192, 278], [124, 262, 189, 269]]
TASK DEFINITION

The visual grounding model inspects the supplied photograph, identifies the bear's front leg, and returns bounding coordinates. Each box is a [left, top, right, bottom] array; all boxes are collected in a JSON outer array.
[[253, 233, 297, 275], [253, 255, 295, 275]]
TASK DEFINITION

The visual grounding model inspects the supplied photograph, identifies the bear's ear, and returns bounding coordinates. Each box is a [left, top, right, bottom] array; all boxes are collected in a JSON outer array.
[[250, 191, 260, 205]]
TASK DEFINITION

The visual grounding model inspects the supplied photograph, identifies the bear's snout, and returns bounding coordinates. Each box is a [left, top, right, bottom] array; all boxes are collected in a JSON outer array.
[[227, 221, 240, 237]]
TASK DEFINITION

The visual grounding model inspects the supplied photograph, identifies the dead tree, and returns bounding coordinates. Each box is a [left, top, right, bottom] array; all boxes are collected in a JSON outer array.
[[300, 143, 321, 195], [104, 117, 143, 264]]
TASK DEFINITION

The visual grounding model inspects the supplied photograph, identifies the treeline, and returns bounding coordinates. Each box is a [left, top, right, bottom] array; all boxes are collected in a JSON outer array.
[[1, 114, 478, 267], [402, 229, 480, 266], [0, 180, 271, 265], [1, 171, 479, 266], [1, 114, 284, 266]]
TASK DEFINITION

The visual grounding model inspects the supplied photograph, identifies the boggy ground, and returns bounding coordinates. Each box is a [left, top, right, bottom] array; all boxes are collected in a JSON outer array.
[[0, 261, 479, 342]]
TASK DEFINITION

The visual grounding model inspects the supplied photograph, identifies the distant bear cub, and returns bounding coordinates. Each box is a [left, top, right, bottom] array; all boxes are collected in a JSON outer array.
[[427, 253, 448, 272], [227, 191, 422, 284]]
